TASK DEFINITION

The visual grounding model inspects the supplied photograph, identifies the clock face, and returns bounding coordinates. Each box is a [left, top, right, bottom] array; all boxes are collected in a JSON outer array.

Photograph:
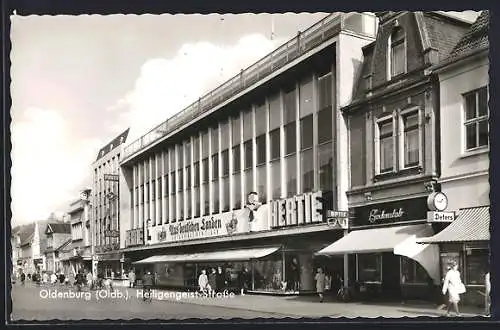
[[434, 192, 448, 211]]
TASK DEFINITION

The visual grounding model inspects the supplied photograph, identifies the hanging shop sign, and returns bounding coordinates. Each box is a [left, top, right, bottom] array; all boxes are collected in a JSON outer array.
[[350, 197, 428, 227], [125, 228, 144, 247], [427, 211, 455, 223], [103, 174, 120, 182], [149, 203, 271, 244], [326, 210, 350, 229], [104, 229, 120, 238], [270, 191, 325, 228]]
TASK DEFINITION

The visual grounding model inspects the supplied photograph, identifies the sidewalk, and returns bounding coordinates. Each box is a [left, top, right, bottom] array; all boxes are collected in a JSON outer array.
[[142, 288, 489, 318]]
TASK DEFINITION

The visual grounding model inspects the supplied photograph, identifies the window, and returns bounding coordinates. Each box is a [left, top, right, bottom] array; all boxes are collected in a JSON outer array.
[[221, 150, 229, 176], [269, 94, 281, 130], [233, 173, 242, 209], [213, 180, 220, 214], [271, 160, 281, 199], [285, 122, 296, 155], [400, 257, 429, 284], [193, 162, 200, 188], [299, 78, 314, 117], [211, 126, 219, 154], [358, 253, 381, 283], [283, 88, 296, 124], [220, 120, 229, 151], [202, 158, 209, 184], [232, 115, 241, 146], [465, 249, 489, 285], [318, 108, 333, 144], [212, 154, 219, 179], [300, 115, 313, 150], [243, 109, 253, 141], [377, 117, 394, 173], [256, 135, 266, 165], [244, 140, 253, 170], [232, 146, 241, 173], [71, 222, 83, 241], [464, 87, 489, 151], [286, 155, 297, 197], [257, 165, 267, 203], [301, 149, 314, 193], [201, 131, 209, 158], [390, 27, 406, 78], [401, 111, 419, 167], [193, 136, 200, 162], [270, 129, 280, 160], [255, 101, 267, 136]]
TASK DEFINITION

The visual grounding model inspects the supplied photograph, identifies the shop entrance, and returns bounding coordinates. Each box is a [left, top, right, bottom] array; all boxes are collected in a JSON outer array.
[[381, 252, 402, 300]]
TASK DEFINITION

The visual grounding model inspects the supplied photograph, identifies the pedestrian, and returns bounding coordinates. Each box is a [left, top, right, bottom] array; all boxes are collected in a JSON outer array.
[[290, 258, 301, 292], [42, 272, 49, 284], [198, 269, 209, 293], [315, 267, 326, 303], [20, 272, 26, 286], [86, 271, 93, 289], [216, 267, 226, 291], [142, 270, 154, 301], [485, 271, 491, 316], [129, 269, 136, 288], [442, 261, 466, 317], [50, 272, 57, 285], [208, 268, 217, 294]]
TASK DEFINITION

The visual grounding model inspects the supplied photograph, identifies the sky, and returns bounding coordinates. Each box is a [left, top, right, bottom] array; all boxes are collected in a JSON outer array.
[[10, 11, 480, 226]]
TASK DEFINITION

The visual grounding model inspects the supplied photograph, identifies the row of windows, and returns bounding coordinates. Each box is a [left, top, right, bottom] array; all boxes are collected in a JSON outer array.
[[130, 71, 335, 227], [373, 86, 489, 175]]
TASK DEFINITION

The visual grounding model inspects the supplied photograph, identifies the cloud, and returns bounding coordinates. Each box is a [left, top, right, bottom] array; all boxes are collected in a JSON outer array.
[[111, 33, 286, 143], [11, 107, 102, 225]]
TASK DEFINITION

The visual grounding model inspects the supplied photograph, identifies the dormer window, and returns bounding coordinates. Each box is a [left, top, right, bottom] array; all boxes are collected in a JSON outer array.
[[389, 26, 406, 78]]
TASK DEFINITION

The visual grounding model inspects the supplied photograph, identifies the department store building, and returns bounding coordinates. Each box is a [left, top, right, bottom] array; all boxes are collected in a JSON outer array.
[[117, 12, 377, 293]]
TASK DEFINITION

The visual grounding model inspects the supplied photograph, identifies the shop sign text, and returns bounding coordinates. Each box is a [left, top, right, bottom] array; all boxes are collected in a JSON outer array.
[[271, 191, 324, 228], [368, 208, 405, 224], [427, 211, 455, 223]]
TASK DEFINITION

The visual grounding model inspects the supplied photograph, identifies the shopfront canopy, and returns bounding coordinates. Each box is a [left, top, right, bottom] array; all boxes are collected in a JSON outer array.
[[417, 206, 490, 244], [315, 223, 440, 284], [133, 246, 281, 265]]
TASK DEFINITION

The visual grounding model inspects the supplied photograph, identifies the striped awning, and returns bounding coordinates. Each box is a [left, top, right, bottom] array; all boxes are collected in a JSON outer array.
[[418, 206, 490, 244]]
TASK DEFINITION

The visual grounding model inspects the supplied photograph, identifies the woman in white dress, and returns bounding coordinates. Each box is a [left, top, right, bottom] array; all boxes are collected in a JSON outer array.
[[442, 262, 466, 316]]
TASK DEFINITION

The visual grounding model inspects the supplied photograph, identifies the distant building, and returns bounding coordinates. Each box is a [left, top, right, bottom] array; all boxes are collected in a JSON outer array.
[[43, 222, 72, 273], [13, 220, 53, 275], [58, 199, 92, 275], [92, 129, 129, 278]]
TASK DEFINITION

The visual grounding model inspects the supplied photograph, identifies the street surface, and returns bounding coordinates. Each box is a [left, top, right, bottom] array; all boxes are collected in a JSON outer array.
[[11, 283, 284, 320], [10, 282, 488, 321]]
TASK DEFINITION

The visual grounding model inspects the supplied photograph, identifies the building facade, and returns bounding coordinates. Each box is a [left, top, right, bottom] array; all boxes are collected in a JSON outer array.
[[319, 11, 472, 302], [92, 129, 130, 278], [419, 11, 490, 307], [118, 12, 378, 293], [59, 200, 92, 276], [43, 223, 72, 274]]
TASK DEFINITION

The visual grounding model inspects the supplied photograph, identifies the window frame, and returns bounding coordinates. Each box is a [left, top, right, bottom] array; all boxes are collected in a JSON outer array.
[[388, 26, 407, 79], [463, 87, 489, 153], [375, 114, 395, 175], [398, 107, 421, 170]]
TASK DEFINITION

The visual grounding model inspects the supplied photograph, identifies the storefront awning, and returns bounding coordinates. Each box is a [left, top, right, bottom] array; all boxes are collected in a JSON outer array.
[[316, 224, 433, 255], [418, 206, 490, 244], [316, 223, 440, 284], [133, 246, 281, 264]]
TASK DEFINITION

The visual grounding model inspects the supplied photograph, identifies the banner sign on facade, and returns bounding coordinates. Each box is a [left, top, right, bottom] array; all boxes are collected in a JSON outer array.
[[148, 203, 270, 244], [351, 197, 428, 227], [125, 228, 144, 247]]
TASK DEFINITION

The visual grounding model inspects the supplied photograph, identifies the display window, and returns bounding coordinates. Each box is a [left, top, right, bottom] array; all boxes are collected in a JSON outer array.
[[465, 248, 489, 285], [357, 253, 382, 283], [400, 256, 429, 284], [253, 253, 284, 292]]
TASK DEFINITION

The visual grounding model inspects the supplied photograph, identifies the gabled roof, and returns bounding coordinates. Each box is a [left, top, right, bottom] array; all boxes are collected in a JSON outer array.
[[46, 223, 71, 235], [18, 223, 35, 246], [448, 10, 489, 59], [95, 128, 129, 162], [55, 239, 72, 252]]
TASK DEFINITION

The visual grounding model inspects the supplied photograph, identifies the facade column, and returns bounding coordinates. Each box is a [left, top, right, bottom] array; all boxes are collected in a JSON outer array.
[[138, 161, 143, 229], [161, 151, 167, 225], [208, 127, 213, 215], [149, 157, 154, 226], [228, 118, 234, 210], [155, 154, 160, 225], [132, 165, 137, 229], [167, 149, 173, 223]]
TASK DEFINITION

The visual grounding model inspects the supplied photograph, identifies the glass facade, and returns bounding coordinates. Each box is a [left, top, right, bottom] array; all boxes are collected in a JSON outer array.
[[128, 70, 336, 232]]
